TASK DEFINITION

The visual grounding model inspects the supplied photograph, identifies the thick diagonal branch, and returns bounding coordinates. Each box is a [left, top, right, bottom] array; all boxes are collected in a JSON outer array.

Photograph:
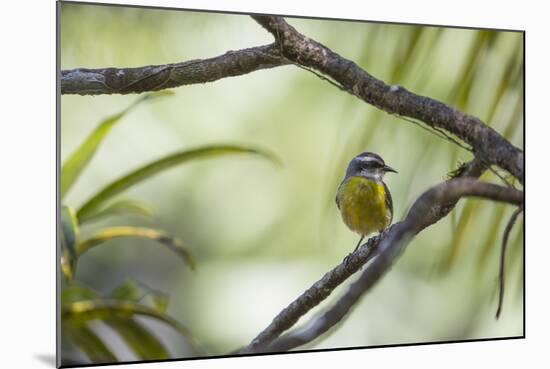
[[61, 16, 523, 183], [248, 176, 523, 353], [238, 159, 487, 354], [61, 43, 287, 95], [251, 16, 524, 183]]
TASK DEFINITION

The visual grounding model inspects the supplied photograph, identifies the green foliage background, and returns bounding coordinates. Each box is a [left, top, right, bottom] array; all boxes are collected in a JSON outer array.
[[60, 2, 523, 363]]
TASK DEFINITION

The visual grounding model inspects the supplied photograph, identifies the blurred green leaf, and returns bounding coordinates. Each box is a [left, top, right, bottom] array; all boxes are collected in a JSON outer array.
[[63, 322, 118, 363], [390, 26, 424, 83], [77, 226, 195, 270], [61, 206, 80, 282], [62, 290, 172, 362], [485, 44, 522, 125], [61, 283, 172, 362], [405, 27, 444, 91], [503, 94, 523, 143], [110, 279, 170, 314], [476, 204, 507, 275], [61, 90, 174, 197], [447, 31, 493, 109], [110, 279, 144, 302], [76, 145, 281, 222], [80, 199, 153, 224], [440, 199, 482, 272], [104, 317, 170, 360], [150, 294, 169, 315], [507, 214, 524, 268], [62, 299, 191, 339], [62, 283, 99, 305], [356, 24, 382, 71], [61, 206, 79, 248]]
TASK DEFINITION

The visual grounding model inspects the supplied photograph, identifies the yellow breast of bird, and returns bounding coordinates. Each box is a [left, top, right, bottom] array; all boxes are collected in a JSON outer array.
[[337, 176, 390, 236]]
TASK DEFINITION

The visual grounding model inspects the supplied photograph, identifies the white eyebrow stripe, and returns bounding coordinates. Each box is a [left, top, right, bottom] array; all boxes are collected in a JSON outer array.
[[358, 156, 383, 164]]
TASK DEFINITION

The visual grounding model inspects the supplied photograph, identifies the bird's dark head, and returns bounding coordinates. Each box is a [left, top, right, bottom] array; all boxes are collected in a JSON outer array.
[[345, 152, 397, 181]]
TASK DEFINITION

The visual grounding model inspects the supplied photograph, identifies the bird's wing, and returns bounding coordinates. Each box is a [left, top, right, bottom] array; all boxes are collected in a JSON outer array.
[[335, 181, 343, 210], [383, 182, 393, 224]]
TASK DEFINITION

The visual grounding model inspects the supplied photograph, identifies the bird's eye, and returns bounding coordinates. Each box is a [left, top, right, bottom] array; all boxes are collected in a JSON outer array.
[[362, 160, 383, 169]]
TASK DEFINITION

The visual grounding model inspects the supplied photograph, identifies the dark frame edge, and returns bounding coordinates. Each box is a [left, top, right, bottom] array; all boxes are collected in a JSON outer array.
[[58, 0, 525, 33], [56, 0, 62, 368], [59, 336, 525, 368], [522, 29, 526, 339]]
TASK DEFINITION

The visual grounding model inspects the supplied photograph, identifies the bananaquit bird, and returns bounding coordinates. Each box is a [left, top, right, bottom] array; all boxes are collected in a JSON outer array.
[[336, 152, 397, 252]]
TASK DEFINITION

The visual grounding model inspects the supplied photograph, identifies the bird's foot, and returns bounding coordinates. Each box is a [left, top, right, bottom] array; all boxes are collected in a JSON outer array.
[[343, 252, 354, 267]]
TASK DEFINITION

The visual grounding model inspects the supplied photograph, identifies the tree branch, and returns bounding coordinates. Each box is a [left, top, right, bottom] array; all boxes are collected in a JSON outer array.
[[247, 176, 523, 353], [61, 43, 287, 95], [251, 16, 524, 183], [237, 159, 494, 354], [61, 16, 523, 184]]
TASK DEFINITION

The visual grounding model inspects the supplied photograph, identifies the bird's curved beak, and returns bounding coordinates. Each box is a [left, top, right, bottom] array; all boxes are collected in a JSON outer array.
[[383, 165, 397, 173]]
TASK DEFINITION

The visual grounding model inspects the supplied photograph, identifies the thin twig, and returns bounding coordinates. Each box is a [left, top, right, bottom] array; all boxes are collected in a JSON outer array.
[[496, 206, 523, 319], [293, 63, 349, 92], [395, 114, 472, 152], [487, 165, 517, 189]]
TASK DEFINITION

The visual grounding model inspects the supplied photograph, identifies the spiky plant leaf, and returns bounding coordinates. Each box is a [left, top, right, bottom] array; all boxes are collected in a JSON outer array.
[[77, 226, 195, 270], [62, 321, 117, 364], [79, 199, 153, 224], [76, 144, 280, 221], [104, 317, 170, 360], [61, 90, 174, 197], [61, 206, 80, 281], [62, 299, 191, 339]]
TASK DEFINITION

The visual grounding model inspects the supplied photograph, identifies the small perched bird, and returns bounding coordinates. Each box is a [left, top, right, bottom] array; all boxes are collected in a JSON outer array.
[[336, 152, 397, 252]]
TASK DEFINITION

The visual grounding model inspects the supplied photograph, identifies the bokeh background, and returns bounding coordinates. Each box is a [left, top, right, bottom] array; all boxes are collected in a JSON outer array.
[[60, 2, 524, 363]]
